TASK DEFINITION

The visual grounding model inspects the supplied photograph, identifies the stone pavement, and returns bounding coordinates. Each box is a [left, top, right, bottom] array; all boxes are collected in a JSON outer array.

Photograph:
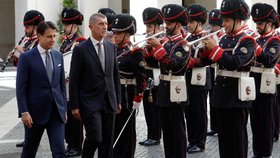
[[1, 67, 280, 157]]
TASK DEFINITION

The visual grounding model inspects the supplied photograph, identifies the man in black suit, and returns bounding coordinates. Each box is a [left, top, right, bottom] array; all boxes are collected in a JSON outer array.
[[16, 21, 67, 158], [69, 13, 121, 158]]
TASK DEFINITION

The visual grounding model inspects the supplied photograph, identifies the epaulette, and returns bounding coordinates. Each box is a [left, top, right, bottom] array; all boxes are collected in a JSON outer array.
[[61, 35, 66, 42], [75, 36, 86, 43]]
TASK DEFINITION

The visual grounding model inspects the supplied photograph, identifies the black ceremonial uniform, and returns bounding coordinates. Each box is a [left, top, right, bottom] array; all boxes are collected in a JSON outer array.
[[114, 43, 147, 158], [13, 10, 44, 66], [250, 4, 280, 158], [60, 8, 84, 157], [139, 7, 165, 146], [60, 33, 80, 54], [185, 4, 210, 152], [212, 28, 255, 158], [155, 33, 189, 158], [149, 4, 190, 158], [207, 9, 224, 136], [205, 0, 255, 157], [61, 32, 85, 155], [13, 35, 39, 67], [112, 14, 147, 158]]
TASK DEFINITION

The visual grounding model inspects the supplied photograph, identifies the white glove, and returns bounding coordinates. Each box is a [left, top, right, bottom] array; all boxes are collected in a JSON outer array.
[[132, 101, 141, 109]]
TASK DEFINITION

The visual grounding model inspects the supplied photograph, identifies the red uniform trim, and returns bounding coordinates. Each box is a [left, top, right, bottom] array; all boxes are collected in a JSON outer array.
[[275, 64, 280, 75], [151, 45, 167, 61], [255, 45, 263, 57], [209, 46, 224, 62]]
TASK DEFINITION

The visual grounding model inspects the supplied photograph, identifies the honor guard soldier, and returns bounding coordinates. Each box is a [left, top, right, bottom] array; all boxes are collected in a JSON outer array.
[[250, 3, 280, 158], [112, 14, 147, 158], [203, 0, 256, 157], [60, 8, 85, 157], [14, 10, 45, 148], [138, 7, 165, 147], [60, 8, 85, 54], [98, 8, 116, 42], [147, 4, 190, 158], [206, 8, 224, 137], [185, 4, 209, 153], [12, 10, 45, 67]]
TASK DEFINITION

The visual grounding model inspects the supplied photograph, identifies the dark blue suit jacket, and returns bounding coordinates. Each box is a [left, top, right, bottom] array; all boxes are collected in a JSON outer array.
[[16, 47, 67, 125]]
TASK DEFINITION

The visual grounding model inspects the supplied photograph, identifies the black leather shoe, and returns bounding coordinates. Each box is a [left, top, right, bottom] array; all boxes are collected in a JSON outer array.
[[187, 144, 194, 150], [16, 141, 24, 147], [206, 130, 217, 136], [187, 145, 204, 153], [66, 149, 81, 157], [142, 139, 160, 146], [139, 139, 147, 145]]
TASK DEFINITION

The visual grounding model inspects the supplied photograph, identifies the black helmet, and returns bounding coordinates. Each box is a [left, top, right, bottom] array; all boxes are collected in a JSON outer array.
[[251, 3, 279, 27], [188, 4, 207, 25], [209, 9, 222, 26], [220, 0, 250, 20], [23, 10, 45, 26], [98, 8, 116, 31], [112, 14, 137, 35], [161, 4, 189, 26], [61, 8, 83, 25], [142, 7, 163, 25]]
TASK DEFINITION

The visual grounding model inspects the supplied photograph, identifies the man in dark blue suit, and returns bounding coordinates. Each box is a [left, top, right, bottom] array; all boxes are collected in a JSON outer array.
[[16, 21, 67, 158], [69, 13, 121, 158]]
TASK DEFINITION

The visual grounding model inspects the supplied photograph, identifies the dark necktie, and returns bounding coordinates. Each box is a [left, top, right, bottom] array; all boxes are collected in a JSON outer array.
[[97, 43, 105, 71], [45, 51, 53, 83]]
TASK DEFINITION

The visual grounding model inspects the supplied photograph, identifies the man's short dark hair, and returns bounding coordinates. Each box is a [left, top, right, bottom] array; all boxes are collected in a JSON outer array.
[[37, 21, 57, 35]]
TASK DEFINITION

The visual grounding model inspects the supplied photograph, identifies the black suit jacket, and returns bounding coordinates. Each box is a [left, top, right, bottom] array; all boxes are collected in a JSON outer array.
[[69, 38, 121, 112]]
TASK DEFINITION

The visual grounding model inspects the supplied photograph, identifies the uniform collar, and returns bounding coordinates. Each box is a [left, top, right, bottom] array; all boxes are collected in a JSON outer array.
[[66, 32, 78, 40], [228, 27, 244, 37], [28, 35, 38, 40], [117, 41, 131, 49], [260, 31, 273, 38], [168, 33, 183, 42], [191, 29, 205, 36]]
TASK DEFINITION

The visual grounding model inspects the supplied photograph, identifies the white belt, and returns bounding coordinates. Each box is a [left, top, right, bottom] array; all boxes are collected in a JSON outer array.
[[210, 63, 217, 68], [250, 66, 274, 73], [217, 70, 250, 78], [120, 79, 136, 85], [159, 74, 185, 81]]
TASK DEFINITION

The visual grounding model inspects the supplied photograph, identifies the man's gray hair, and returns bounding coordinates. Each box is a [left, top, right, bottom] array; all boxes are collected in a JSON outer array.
[[89, 13, 107, 24]]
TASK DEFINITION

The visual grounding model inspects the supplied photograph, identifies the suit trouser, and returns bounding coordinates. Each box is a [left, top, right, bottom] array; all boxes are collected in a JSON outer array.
[[81, 96, 115, 158], [216, 108, 249, 158], [21, 106, 65, 158], [250, 94, 274, 157], [143, 87, 161, 140], [81, 110, 115, 158], [160, 106, 187, 158], [65, 105, 83, 150], [185, 90, 208, 149]]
